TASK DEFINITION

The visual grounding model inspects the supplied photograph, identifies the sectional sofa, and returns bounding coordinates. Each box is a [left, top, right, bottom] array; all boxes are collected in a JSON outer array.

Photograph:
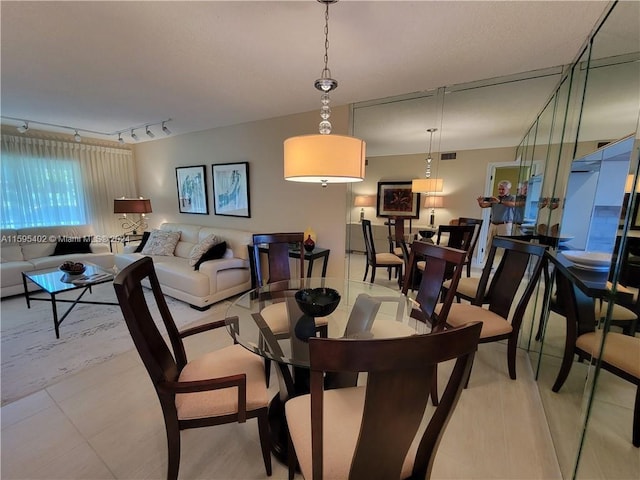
[[1, 225, 114, 298], [114, 222, 255, 310]]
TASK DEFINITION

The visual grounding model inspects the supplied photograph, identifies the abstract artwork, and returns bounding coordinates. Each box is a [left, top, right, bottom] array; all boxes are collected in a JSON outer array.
[[176, 165, 209, 214], [212, 162, 250, 217], [376, 181, 420, 218]]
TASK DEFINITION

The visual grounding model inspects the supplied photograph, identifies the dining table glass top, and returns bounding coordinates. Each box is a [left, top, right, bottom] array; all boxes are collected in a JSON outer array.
[[225, 277, 423, 368]]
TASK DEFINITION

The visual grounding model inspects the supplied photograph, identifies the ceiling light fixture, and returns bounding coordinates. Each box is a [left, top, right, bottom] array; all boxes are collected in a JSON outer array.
[[74, 130, 81, 142], [146, 126, 155, 138], [131, 129, 138, 141], [283, 0, 365, 187], [162, 121, 171, 135], [412, 128, 444, 193], [118, 133, 124, 145], [16, 122, 29, 133]]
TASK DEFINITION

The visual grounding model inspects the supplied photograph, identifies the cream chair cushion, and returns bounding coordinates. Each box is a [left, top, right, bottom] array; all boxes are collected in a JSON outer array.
[[176, 344, 268, 420], [375, 252, 404, 266], [261, 301, 329, 336], [438, 303, 512, 338], [286, 386, 416, 480], [595, 300, 637, 322], [443, 277, 481, 300], [576, 331, 640, 378]]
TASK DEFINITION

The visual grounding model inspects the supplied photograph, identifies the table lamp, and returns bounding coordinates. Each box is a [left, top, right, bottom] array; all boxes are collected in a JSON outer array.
[[354, 195, 376, 222], [423, 195, 444, 228], [113, 197, 152, 234]]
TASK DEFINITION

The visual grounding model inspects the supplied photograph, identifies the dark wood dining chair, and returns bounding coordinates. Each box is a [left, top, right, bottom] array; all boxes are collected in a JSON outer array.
[[251, 233, 328, 386], [362, 219, 404, 284], [552, 268, 640, 447], [434, 224, 476, 280], [438, 236, 547, 380], [113, 256, 272, 480], [457, 217, 484, 277], [401, 241, 467, 330], [284, 322, 482, 480]]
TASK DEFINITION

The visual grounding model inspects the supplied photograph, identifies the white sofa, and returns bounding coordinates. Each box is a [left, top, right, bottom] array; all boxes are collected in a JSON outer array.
[[1, 225, 114, 298], [114, 223, 254, 310]]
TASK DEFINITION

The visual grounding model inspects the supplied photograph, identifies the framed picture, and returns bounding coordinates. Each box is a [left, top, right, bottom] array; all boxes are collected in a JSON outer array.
[[212, 162, 251, 217], [175, 165, 209, 214], [376, 181, 421, 218]]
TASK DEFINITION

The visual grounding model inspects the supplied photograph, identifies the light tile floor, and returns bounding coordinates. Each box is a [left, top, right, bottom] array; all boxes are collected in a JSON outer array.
[[1, 253, 563, 479]]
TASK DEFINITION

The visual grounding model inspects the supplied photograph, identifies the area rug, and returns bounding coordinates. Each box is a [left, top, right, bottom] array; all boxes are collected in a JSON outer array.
[[0, 284, 231, 405]]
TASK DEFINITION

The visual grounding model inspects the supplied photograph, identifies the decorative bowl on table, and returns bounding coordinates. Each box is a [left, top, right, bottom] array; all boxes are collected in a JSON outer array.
[[59, 261, 86, 275], [419, 230, 436, 239], [294, 287, 341, 341], [295, 287, 341, 317]]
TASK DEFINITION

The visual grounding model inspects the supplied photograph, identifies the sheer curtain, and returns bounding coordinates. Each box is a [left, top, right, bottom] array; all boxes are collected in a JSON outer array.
[[1, 134, 137, 235]]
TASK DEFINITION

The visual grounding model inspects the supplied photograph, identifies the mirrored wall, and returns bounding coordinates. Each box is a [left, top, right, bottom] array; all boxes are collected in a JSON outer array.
[[347, 1, 639, 478], [519, 1, 639, 478]]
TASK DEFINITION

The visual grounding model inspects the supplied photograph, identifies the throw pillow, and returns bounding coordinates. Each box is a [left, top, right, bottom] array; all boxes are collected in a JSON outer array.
[[141, 230, 181, 256], [188, 234, 221, 266], [52, 236, 92, 255], [134, 231, 151, 253], [194, 241, 227, 270]]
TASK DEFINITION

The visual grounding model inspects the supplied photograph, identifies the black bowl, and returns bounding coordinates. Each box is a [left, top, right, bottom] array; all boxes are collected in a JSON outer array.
[[294, 287, 341, 317], [419, 230, 436, 239]]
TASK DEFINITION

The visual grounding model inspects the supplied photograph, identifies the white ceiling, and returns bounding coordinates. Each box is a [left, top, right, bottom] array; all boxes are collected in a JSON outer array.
[[1, 1, 612, 149]]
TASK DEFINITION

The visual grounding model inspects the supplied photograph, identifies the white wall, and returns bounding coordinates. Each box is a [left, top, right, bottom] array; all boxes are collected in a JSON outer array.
[[349, 145, 517, 230], [132, 106, 353, 279]]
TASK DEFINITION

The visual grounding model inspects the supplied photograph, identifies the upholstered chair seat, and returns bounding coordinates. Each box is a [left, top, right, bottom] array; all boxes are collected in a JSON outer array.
[[438, 303, 513, 338], [575, 331, 640, 378], [260, 302, 329, 336], [176, 344, 269, 420]]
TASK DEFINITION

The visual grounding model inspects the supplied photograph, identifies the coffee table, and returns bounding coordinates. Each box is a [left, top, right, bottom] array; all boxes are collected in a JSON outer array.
[[22, 263, 117, 338]]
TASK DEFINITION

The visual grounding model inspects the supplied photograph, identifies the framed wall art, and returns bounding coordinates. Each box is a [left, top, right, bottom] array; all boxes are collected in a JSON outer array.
[[376, 181, 421, 219], [175, 165, 209, 214], [212, 162, 251, 218]]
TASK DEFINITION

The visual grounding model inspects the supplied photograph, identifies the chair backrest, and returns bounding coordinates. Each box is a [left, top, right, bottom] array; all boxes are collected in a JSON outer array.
[[306, 322, 482, 480], [361, 219, 377, 263], [252, 232, 304, 287], [113, 256, 187, 389], [478, 237, 547, 330], [402, 241, 467, 326], [458, 217, 484, 261], [436, 224, 476, 251]]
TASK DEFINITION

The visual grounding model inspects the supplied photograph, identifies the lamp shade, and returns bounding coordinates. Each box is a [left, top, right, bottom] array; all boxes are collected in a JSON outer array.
[[423, 196, 444, 209], [354, 195, 376, 207], [412, 178, 444, 193], [114, 198, 152, 214], [284, 134, 366, 184]]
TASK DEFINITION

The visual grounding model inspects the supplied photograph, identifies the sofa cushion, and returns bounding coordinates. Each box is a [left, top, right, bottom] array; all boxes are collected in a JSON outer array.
[[189, 234, 222, 266], [1, 245, 24, 263], [194, 241, 227, 270], [153, 257, 211, 297], [141, 230, 181, 256], [53, 237, 92, 255], [1, 261, 35, 288]]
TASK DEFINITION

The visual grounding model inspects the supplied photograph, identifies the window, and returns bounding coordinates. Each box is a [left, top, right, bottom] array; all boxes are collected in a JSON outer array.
[[1, 153, 87, 229]]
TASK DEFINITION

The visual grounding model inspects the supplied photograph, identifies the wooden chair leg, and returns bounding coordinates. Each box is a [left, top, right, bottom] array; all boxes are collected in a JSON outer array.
[[633, 385, 639, 448], [287, 429, 298, 480], [264, 359, 272, 388], [430, 366, 439, 406], [371, 267, 376, 283], [257, 409, 273, 476], [363, 263, 369, 282], [507, 337, 517, 380], [164, 411, 181, 480]]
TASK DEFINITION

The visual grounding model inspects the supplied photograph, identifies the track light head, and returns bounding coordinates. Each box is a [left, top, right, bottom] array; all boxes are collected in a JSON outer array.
[[118, 133, 125, 145], [131, 129, 138, 141], [16, 122, 29, 133], [162, 121, 171, 135], [74, 130, 81, 142], [145, 126, 155, 138]]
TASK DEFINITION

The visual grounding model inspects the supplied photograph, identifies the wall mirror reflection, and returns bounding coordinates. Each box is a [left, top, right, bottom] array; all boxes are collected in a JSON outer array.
[[347, 1, 639, 479]]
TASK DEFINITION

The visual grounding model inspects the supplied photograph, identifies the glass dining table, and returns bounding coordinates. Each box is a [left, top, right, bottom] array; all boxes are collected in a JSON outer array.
[[224, 277, 424, 461]]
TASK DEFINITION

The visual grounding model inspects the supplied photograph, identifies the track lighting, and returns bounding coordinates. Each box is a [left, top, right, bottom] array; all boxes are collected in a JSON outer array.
[[2, 116, 172, 143]]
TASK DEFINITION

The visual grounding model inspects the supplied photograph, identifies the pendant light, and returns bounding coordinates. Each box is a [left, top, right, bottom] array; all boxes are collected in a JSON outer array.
[[284, 0, 366, 187], [412, 128, 444, 193]]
